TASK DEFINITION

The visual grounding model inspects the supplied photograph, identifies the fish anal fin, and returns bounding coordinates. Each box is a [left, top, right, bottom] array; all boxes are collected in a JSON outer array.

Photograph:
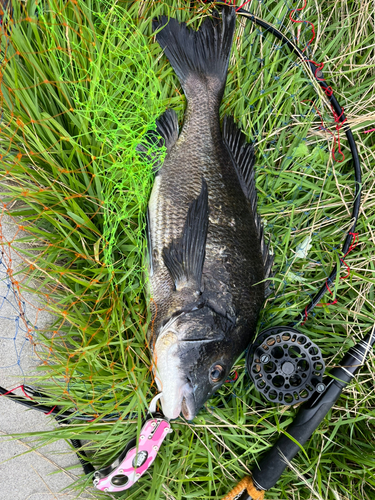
[[136, 108, 179, 173], [223, 115, 273, 292], [155, 108, 179, 151], [162, 178, 209, 291]]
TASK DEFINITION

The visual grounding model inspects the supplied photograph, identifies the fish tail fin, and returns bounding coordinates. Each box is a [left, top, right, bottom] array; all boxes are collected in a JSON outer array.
[[153, 7, 236, 100]]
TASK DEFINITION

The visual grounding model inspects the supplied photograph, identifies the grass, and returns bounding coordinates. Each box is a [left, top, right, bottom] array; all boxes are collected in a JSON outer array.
[[0, 0, 374, 499]]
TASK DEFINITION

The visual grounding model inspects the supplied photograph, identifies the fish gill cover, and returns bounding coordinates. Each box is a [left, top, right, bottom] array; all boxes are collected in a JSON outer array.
[[0, 1, 374, 499]]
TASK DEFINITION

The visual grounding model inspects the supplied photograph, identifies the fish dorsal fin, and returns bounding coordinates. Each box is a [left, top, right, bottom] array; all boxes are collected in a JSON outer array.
[[258, 221, 274, 292], [162, 179, 209, 291], [223, 115, 273, 286], [222, 115, 257, 209], [136, 108, 179, 173]]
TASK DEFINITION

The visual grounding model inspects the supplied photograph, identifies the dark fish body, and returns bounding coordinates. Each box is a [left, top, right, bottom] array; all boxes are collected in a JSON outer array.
[[139, 8, 272, 420]]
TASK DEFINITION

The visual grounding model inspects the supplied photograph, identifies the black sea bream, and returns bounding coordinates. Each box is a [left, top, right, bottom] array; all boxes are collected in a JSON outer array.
[[138, 7, 272, 420]]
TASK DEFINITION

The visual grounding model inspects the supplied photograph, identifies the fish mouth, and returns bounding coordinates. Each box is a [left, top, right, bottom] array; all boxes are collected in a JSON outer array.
[[158, 381, 196, 420], [181, 397, 190, 419], [180, 383, 196, 420]]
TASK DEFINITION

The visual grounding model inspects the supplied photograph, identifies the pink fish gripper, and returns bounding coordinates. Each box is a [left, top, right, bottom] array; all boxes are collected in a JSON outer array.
[[93, 415, 172, 493]]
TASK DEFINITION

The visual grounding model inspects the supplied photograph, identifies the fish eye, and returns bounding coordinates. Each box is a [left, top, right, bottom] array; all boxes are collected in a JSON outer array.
[[209, 363, 225, 384]]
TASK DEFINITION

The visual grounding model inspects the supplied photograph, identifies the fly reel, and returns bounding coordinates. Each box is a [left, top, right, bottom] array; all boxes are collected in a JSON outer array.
[[246, 326, 325, 405]]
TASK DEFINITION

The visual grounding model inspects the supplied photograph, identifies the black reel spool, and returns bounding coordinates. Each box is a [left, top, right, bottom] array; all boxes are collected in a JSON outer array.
[[246, 327, 325, 405]]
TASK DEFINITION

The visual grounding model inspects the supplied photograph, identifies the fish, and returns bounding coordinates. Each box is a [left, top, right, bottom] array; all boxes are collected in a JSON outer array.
[[137, 7, 272, 421]]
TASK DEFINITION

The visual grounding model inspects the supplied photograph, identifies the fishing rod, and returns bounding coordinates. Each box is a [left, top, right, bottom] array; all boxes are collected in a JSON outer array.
[[222, 327, 375, 500]]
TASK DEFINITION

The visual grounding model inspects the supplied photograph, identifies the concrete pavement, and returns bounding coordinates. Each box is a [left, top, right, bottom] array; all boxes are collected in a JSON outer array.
[[0, 215, 95, 499]]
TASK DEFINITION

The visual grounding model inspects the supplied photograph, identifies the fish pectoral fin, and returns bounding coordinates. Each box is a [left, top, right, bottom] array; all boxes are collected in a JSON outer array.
[[162, 178, 209, 291], [136, 108, 179, 174], [223, 115, 274, 291]]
